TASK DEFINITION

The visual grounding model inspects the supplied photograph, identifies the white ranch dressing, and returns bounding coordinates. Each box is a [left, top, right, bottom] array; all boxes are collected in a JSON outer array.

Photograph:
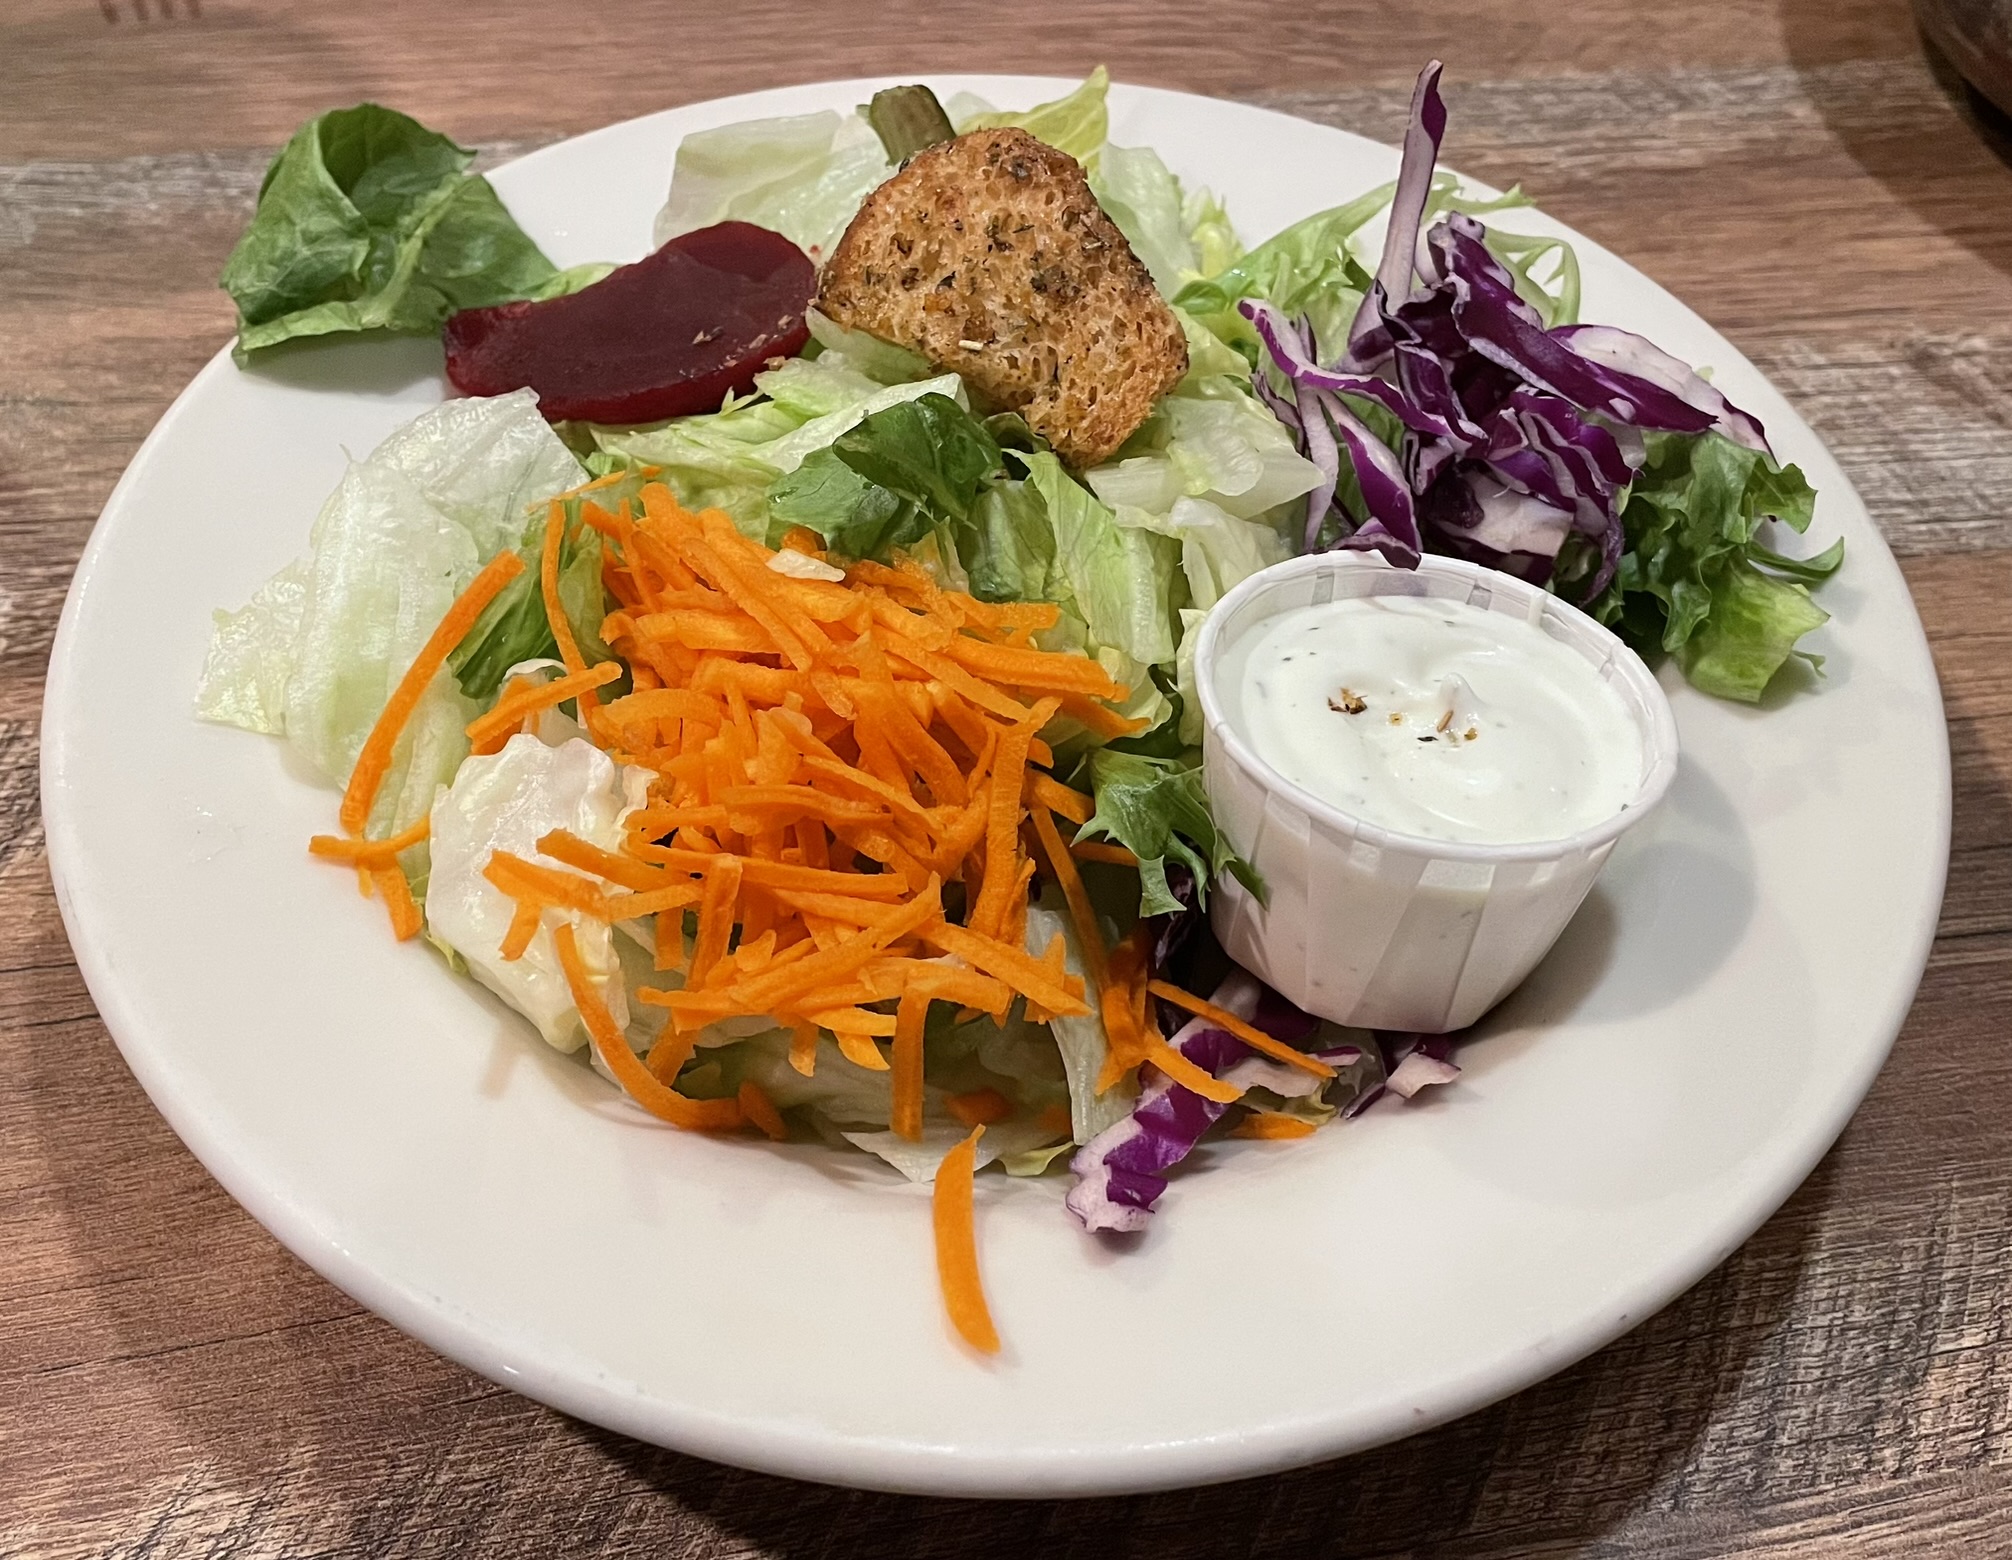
[[1230, 594, 1644, 844]]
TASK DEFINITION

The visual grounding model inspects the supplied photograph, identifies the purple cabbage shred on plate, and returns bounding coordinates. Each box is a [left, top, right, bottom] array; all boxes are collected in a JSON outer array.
[[1064, 971, 1448, 1234]]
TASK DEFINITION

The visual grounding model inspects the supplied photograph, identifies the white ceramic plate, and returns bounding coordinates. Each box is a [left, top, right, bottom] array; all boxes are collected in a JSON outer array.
[[42, 77, 1949, 1497]]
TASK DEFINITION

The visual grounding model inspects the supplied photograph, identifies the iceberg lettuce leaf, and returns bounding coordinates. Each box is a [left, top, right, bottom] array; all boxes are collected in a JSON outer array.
[[195, 390, 584, 835], [1090, 144, 1245, 302], [1025, 899, 1138, 1142], [1016, 450, 1180, 667], [652, 109, 892, 263], [955, 67, 1110, 162], [1091, 142, 1199, 295], [1172, 181, 1394, 360], [425, 735, 648, 1051]]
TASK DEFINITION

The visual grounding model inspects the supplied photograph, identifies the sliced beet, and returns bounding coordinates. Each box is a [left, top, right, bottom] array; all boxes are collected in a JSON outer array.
[[442, 221, 816, 425]]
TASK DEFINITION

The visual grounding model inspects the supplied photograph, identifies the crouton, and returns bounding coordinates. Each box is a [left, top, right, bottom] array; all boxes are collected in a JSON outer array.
[[817, 128, 1187, 469]]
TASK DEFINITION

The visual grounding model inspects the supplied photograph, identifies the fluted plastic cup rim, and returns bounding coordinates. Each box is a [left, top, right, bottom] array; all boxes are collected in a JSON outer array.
[[1193, 551, 1681, 866]]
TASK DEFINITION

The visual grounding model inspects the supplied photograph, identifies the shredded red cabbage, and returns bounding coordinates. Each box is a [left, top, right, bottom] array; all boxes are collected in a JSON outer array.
[[1244, 60, 1779, 601], [1064, 973, 1400, 1234]]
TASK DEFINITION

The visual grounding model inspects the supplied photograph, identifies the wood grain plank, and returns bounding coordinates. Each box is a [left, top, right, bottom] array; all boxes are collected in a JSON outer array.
[[0, 0, 1921, 162], [5, 3, 2012, 1554]]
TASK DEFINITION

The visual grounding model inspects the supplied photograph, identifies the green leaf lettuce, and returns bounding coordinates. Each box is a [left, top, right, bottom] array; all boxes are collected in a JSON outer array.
[[222, 104, 588, 358], [1591, 431, 1839, 703]]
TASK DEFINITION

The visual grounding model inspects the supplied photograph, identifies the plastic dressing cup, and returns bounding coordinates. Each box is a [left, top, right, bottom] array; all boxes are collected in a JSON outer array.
[[1194, 552, 1679, 1034]]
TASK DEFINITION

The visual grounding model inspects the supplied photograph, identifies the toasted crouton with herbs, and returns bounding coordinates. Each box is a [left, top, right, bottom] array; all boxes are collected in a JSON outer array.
[[817, 128, 1187, 469]]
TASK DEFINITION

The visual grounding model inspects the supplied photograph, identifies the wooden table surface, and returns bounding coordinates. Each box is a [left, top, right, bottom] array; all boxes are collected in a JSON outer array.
[[6, 1, 2011, 1554]]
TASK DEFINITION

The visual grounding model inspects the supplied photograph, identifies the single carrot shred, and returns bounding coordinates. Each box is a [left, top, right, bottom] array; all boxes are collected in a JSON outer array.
[[341, 549, 524, 835], [468, 673, 543, 756], [891, 988, 930, 1142], [372, 866, 424, 941], [309, 815, 430, 869], [1070, 841, 1139, 868], [946, 1088, 1013, 1127], [464, 662, 622, 751], [540, 501, 603, 716], [1147, 981, 1337, 1081], [1054, 691, 1149, 740], [834, 1030, 892, 1069], [536, 828, 666, 891], [645, 1028, 695, 1085], [788, 1020, 819, 1076], [499, 899, 541, 961], [553, 922, 743, 1131], [1230, 1112, 1319, 1140], [1025, 772, 1094, 825], [482, 851, 612, 918], [738, 1080, 789, 1141], [933, 1125, 1000, 1355], [1144, 1037, 1244, 1104], [688, 855, 745, 985], [1029, 805, 1108, 993]]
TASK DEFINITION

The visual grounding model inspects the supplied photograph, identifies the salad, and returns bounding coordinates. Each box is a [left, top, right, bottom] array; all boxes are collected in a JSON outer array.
[[196, 66, 1837, 1355]]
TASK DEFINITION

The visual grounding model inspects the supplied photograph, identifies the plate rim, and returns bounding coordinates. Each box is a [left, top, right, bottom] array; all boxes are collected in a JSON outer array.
[[39, 74, 1953, 1496]]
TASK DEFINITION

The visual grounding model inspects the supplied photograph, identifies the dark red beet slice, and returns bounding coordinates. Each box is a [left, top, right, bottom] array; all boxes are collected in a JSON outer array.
[[442, 221, 816, 424]]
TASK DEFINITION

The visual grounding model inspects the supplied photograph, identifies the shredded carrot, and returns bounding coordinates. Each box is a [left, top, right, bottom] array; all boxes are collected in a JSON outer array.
[[540, 501, 603, 717], [371, 866, 424, 941], [1144, 1037, 1244, 1104], [464, 661, 622, 751], [1029, 805, 1107, 992], [891, 988, 929, 1142], [499, 899, 540, 961], [834, 1029, 892, 1069], [1147, 981, 1338, 1081], [688, 855, 744, 985], [309, 814, 430, 869], [552, 922, 743, 1131], [1070, 841, 1139, 868], [320, 486, 1201, 1320], [738, 1080, 789, 1141], [645, 1028, 695, 1085], [946, 1088, 1013, 1127], [923, 924, 1088, 1017], [1025, 773, 1094, 825], [340, 549, 525, 836], [1231, 1112, 1319, 1140], [482, 852, 613, 918], [933, 1125, 1000, 1355]]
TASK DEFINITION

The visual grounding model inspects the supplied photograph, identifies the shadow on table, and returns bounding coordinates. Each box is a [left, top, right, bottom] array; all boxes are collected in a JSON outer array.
[[1775, 0, 2012, 280], [592, 1154, 1838, 1559]]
